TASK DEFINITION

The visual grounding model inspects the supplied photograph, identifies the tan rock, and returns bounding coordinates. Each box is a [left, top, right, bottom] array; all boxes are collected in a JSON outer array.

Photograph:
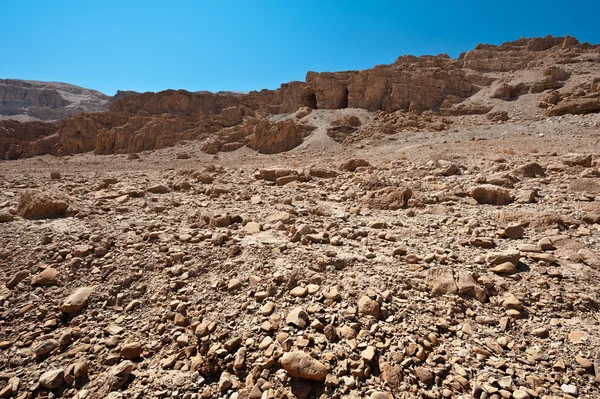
[[17, 190, 68, 219], [503, 224, 524, 239], [568, 178, 600, 194], [249, 119, 304, 154], [32, 267, 58, 286], [39, 369, 64, 389], [286, 307, 309, 329], [280, 351, 329, 381], [357, 295, 380, 317], [426, 267, 458, 295], [489, 262, 518, 274], [60, 287, 93, 314], [107, 361, 134, 391], [578, 248, 600, 269], [243, 221, 261, 234], [6, 270, 29, 288], [120, 342, 142, 360], [470, 185, 512, 205]]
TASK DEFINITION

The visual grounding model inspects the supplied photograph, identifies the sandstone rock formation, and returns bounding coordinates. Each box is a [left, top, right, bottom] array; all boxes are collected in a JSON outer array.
[[0, 80, 112, 121], [2, 35, 600, 161]]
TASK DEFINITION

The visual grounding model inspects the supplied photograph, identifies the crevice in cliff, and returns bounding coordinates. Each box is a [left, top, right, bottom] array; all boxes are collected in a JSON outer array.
[[339, 88, 349, 109]]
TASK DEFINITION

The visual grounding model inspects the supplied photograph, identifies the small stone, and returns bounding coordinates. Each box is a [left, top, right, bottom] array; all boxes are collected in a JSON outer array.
[[425, 266, 458, 295], [61, 287, 93, 314], [286, 307, 309, 329], [6, 270, 29, 288], [34, 339, 59, 356], [575, 355, 592, 369], [217, 371, 233, 391], [538, 237, 556, 250], [147, 184, 169, 194], [290, 286, 308, 297], [322, 286, 341, 300], [531, 327, 549, 338], [380, 362, 402, 389], [486, 250, 520, 266], [528, 253, 557, 264], [357, 295, 380, 317], [243, 222, 261, 234], [260, 302, 275, 315], [578, 248, 600, 270], [228, 278, 242, 291], [0, 385, 11, 398], [361, 346, 376, 362], [74, 359, 89, 378], [568, 330, 587, 344], [502, 293, 522, 310], [560, 384, 577, 395], [469, 185, 512, 205], [512, 390, 530, 399], [415, 367, 434, 385]]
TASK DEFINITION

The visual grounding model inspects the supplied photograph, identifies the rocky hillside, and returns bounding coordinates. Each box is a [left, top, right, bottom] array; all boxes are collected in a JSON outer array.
[[0, 34, 600, 399], [0, 110, 599, 399], [1, 35, 600, 161], [0, 80, 124, 122]]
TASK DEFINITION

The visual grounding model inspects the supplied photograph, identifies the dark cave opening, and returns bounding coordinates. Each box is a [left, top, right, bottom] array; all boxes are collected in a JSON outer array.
[[302, 92, 318, 109]]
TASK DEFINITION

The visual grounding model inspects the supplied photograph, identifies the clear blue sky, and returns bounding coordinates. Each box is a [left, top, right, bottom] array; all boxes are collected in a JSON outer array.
[[2, 0, 599, 95]]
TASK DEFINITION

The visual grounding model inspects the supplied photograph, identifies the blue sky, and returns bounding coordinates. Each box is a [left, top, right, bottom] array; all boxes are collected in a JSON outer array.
[[2, 0, 599, 95]]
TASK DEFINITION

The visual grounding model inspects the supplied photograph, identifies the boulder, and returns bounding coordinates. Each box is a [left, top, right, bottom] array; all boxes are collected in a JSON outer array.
[[562, 154, 593, 167], [568, 178, 600, 194], [218, 107, 243, 127], [107, 361, 134, 391], [470, 185, 512, 205], [339, 159, 370, 172], [17, 190, 69, 219], [39, 369, 64, 389], [280, 351, 329, 381], [249, 119, 303, 154], [362, 187, 413, 210], [426, 267, 458, 296]]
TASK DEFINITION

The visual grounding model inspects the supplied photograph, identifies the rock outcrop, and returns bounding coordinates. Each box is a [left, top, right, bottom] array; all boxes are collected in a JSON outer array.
[[2, 35, 600, 160], [0, 80, 112, 121]]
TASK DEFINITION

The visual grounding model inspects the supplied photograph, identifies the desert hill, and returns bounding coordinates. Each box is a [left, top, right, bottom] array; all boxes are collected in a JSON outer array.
[[0, 79, 116, 122], [1, 35, 600, 160]]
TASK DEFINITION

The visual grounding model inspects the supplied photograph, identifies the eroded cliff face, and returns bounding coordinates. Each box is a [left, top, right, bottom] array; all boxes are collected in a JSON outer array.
[[2, 35, 600, 160], [0, 80, 113, 122]]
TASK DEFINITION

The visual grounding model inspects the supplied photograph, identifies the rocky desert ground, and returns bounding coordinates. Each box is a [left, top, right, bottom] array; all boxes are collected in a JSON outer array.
[[1, 36, 600, 399]]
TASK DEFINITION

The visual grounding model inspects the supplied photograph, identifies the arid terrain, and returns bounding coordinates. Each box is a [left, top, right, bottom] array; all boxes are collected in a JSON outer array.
[[1, 36, 599, 399]]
